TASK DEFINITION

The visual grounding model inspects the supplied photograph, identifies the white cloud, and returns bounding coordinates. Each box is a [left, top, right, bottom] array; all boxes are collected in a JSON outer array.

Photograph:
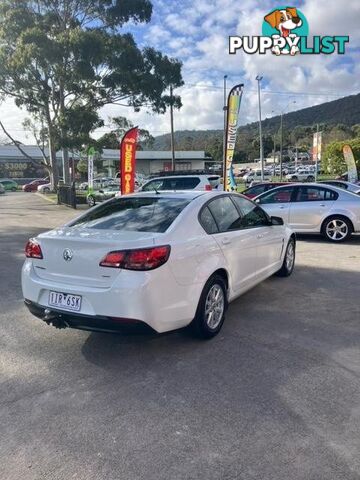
[[0, 0, 359, 144]]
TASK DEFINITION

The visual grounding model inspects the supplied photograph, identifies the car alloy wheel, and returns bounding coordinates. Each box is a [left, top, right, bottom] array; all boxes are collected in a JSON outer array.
[[192, 274, 227, 339], [205, 284, 225, 330], [276, 238, 295, 277], [325, 218, 349, 242], [87, 195, 95, 207]]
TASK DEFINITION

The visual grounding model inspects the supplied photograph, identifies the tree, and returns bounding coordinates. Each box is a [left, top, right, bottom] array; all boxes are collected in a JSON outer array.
[[0, 1, 183, 187], [97, 116, 154, 150], [323, 137, 360, 174]]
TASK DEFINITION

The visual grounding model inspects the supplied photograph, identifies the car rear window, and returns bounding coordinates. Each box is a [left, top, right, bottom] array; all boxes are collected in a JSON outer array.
[[142, 177, 201, 191], [69, 197, 191, 233]]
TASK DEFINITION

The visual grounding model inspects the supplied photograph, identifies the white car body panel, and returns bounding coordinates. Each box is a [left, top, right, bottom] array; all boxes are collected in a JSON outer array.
[[22, 191, 294, 333]]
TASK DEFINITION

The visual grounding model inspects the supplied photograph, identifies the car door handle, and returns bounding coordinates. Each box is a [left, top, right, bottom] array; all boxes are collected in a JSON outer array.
[[221, 238, 231, 245], [279, 206, 285, 209], [319, 204, 326, 207], [257, 234, 264, 239]]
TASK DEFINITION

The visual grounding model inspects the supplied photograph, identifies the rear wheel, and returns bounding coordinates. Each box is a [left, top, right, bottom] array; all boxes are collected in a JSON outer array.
[[322, 216, 352, 242], [192, 275, 227, 339], [276, 238, 295, 277], [42, 187, 50, 194], [307, 175, 315, 182]]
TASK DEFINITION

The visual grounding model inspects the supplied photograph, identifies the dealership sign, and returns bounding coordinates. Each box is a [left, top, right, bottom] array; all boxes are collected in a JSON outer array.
[[343, 145, 358, 183], [120, 127, 138, 195]]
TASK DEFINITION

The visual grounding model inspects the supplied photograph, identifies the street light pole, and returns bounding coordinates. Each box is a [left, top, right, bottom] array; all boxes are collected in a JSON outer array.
[[170, 85, 175, 172], [223, 75, 228, 183], [256, 75, 264, 181]]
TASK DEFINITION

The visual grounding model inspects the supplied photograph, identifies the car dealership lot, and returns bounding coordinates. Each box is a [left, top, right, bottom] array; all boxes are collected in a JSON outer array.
[[1, 193, 360, 480]]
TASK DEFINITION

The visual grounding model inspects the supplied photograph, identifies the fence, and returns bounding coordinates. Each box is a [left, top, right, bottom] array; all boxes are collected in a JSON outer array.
[[57, 183, 77, 209]]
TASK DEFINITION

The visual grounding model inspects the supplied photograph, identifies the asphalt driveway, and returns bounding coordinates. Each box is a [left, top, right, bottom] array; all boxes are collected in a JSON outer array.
[[1, 192, 360, 480]]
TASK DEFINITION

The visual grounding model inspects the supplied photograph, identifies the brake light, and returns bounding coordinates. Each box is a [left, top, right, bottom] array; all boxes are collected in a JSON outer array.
[[25, 238, 43, 259], [100, 246, 170, 270], [205, 184, 212, 191]]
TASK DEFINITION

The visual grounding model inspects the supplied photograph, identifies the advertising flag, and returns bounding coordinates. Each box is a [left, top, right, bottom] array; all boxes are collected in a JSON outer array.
[[312, 131, 322, 162], [120, 127, 138, 195], [224, 84, 244, 191], [87, 146, 96, 193], [343, 145, 358, 183]]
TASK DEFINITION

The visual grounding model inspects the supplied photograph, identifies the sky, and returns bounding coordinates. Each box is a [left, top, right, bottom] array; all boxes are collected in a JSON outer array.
[[1, 0, 359, 144]]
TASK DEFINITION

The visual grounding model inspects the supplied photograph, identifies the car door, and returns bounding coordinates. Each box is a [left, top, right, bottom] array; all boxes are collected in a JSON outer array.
[[231, 195, 285, 280], [206, 196, 259, 294], [256, 185, 296, 224], [289, 186, 338, 231]]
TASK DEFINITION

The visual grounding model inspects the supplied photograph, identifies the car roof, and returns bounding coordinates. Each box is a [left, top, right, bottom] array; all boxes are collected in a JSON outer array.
[[255, 182, 360, 198], [122, 190, 208, 200], [145, 175, 219, 180]]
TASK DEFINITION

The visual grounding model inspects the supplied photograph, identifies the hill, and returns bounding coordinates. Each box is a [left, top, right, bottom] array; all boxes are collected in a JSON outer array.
[[152, 93, 360, 161]]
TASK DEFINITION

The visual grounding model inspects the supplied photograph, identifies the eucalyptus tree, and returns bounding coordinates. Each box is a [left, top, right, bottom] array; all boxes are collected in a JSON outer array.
[[0, 0, 183, 186]]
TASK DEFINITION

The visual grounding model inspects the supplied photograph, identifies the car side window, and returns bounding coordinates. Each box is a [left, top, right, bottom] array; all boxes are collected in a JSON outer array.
[[296, 187, 338, 202], [258, 187, 294, 204], [199, 206, 218, 234], [231, 195, 270, 228], [207, 196, 241, 232], [246, 184, 266, 196]]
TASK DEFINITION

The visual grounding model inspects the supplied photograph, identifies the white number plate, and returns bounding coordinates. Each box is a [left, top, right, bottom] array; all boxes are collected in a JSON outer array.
[[48, 291, 82, 312]]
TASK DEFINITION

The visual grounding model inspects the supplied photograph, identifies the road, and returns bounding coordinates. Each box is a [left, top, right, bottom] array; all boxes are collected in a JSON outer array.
[[1, 192, 360, 480]]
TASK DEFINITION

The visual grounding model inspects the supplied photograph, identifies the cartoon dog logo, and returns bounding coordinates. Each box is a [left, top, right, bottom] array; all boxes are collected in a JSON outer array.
[[264, 7, 303, 55]]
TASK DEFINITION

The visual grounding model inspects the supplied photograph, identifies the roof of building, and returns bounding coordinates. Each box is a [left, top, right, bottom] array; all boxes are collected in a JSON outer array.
[[0, 145, 209, 161]]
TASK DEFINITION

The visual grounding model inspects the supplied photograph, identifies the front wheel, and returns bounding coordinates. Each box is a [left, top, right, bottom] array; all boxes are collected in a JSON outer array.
[[322, 216, 352, 242], [87, 195, 96, 207], [192, 275, 227, 339], [307, 175, 315, 182], [276, 238, 295, 277]]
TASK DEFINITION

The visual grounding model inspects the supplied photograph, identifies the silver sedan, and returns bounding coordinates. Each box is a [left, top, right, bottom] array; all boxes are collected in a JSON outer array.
[[255, 183, 360, 242]]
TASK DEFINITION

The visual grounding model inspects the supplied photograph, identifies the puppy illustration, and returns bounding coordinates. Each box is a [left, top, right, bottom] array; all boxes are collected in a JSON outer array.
[[264, 7, 302, 55]]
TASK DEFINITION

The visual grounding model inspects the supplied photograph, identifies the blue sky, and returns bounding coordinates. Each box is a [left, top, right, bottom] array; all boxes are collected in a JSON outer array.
[[3, 0, 359, 143]]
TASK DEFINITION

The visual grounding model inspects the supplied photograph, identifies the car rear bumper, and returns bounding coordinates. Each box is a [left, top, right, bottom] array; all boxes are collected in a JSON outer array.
[[22, 260, 201, 333], [24, 299, 153, 333]]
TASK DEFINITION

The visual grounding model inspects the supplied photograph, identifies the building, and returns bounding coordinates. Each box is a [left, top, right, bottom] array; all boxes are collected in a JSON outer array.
[[101, 150, 214, 176], [0, 145, 215, 182]]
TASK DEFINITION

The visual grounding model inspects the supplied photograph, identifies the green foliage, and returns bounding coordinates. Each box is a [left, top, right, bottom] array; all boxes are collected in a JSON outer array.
[[97, 116, 155, 150], [323, 137, 360, 174], [0, 0, 183, 185]]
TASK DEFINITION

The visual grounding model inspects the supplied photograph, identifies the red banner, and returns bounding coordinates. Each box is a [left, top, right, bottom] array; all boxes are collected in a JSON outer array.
[[120, 127, 138, 195]]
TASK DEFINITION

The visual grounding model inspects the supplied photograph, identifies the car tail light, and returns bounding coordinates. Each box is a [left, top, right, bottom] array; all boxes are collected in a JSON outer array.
[[205, 184, 212, 191], [100, 246, 170, 271], [25, 238, 43, 259]]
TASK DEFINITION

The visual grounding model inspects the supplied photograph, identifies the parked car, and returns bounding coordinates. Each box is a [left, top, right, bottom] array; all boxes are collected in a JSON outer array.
[[242, 182, 291, 199], [37, 182, 52, 193], [22, 179, 49, 192], [286, 170, 315, 182], [336, 173, 360, 184], [139, 175, 221, 192], [319, 180, 360, 195], [0, 183, 5, 194], [242, 170, 272, 184], [22, 191, 295, 338], [0, 179, 18, 191], [87, 184, 120, 207], [255, 183, 360, 242]]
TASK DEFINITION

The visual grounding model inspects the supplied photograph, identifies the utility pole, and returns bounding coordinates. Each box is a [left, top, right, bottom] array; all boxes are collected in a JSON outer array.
[[223, 75, 228, 183], [170, 85, 175, 172], [256, 75, 264, 181]]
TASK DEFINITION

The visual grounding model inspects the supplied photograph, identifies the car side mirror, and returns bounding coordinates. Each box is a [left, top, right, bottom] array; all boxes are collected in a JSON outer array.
[[255, 198, 260, 203], [271, 216, 284, 226]]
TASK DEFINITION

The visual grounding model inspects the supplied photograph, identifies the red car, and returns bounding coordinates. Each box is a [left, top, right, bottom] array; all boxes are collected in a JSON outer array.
[[22, 179, 49, 192], [242, 182, 291, 199]]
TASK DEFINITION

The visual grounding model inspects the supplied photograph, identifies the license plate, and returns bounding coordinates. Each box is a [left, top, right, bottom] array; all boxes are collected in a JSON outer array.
[[48, 291, 82, 312]]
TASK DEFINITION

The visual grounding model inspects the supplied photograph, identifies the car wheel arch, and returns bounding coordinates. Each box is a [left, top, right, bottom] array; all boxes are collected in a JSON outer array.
[[321, 214, 354, 234]]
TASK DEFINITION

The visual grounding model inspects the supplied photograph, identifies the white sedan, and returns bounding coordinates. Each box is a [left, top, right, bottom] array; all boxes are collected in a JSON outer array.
[[22, 191, 295, 339], [255, 183, 360, 242]]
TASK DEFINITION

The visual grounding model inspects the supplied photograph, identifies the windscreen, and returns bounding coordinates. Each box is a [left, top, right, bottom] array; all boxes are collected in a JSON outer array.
[[69, 196, 191, 233]]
